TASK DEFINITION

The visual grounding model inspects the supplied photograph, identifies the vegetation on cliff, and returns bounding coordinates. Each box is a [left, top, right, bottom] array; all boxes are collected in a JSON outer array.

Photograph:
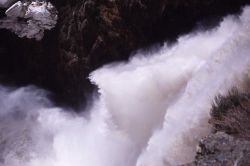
[[185, 88, 250, 165]]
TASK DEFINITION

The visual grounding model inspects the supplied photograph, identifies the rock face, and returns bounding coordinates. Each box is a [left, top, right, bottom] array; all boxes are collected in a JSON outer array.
[[183, 90, 250, 166], [184, 132, 250, 166], [0, 0, 250, 107], [55, 0, 250, 106], [0, 1, 58, 40]]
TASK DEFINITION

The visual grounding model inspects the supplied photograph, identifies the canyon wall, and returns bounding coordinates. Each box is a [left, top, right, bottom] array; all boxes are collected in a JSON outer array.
[[0, 0, 249, 107]]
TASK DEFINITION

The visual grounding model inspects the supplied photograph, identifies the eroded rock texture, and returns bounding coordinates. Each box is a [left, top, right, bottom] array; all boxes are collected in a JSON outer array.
[[184, 132, 250, 166], [0, 1, 58, 40]]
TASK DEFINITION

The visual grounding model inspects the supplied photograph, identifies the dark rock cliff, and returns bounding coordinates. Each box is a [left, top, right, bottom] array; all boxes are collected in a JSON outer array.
[[0, 0, 249, 108]]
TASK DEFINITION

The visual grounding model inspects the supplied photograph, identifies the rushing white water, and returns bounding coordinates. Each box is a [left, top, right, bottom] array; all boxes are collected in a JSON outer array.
[[1, 6, 250, 166]]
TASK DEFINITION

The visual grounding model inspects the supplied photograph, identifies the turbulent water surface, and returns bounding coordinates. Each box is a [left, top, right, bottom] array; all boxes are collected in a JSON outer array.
[[1, 6, 250, 166]]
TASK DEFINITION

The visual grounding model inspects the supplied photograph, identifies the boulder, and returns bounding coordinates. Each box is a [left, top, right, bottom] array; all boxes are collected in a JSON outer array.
[[0, 1, 58, 40]]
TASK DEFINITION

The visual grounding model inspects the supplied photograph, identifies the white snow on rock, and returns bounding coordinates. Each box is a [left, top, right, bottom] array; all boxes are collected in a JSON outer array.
[[0, 1, 58, 40]]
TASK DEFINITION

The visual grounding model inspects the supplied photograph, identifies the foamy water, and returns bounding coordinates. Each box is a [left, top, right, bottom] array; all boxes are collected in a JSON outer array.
[[0, 6, 250, 166]]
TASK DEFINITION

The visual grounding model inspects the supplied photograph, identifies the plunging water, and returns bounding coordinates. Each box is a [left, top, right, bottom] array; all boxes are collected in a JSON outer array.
[[0, 6, 250, 166]]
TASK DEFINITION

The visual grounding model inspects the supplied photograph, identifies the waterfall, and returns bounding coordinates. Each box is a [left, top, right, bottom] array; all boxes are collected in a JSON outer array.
[[0, 6, 250, 166]]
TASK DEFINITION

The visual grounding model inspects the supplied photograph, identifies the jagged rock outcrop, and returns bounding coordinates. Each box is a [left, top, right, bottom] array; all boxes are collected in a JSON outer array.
[[0, 0, 250, 107], [0, 1, 58, 40], [183, 90, 250, 166], [184, 132, 250, 166]]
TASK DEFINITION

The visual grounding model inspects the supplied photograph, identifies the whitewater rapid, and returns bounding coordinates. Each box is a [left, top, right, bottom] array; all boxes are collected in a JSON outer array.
[[1, 6, 250, 166]]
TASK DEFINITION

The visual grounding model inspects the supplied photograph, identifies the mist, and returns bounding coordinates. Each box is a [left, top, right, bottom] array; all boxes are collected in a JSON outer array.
[[1, 6, 250, 166]]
